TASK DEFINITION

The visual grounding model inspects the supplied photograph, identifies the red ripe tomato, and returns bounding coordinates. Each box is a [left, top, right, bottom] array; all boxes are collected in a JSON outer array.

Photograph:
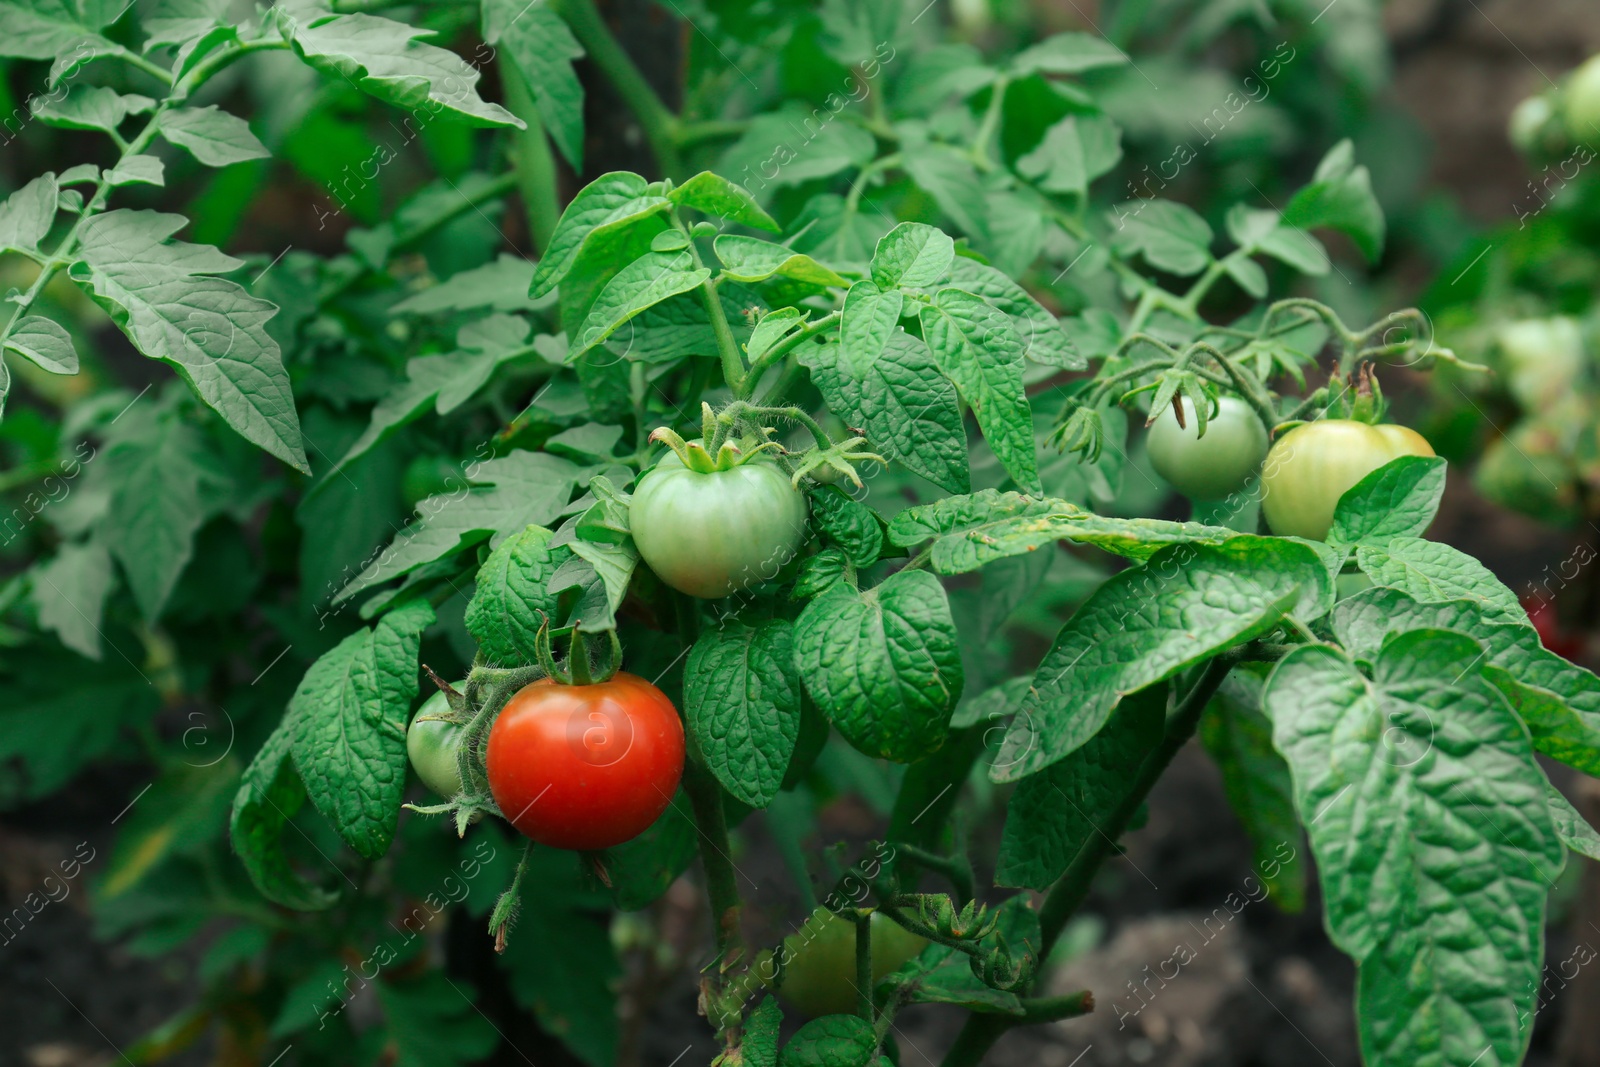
[[486, 672, 686, 850]]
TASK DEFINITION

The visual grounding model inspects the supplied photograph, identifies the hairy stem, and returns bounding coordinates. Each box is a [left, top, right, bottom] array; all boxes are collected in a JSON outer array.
[[684, 747, 743, 971]]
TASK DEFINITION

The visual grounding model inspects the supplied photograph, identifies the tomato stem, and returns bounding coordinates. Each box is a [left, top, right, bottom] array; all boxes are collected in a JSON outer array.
[[854, 913, 874, 1022]]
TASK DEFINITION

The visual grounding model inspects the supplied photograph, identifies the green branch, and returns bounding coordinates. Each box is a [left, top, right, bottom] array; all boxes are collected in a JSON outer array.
[[552, 0, 683, 177], [0, 105, 169, 349], [500, 70, 561, 254], [744, 310, 842, 387]]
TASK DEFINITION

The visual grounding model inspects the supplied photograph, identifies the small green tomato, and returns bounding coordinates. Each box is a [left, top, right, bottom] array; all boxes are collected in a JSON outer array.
[[1146, 395, 1269, 501], [407, 688, 467, 798]]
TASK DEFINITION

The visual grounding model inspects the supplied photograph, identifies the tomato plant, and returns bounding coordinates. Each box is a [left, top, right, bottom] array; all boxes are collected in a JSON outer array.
[[1260, 420, 1436, 540], [1146, 395, 1269, 501], [3, 4, 1596, 1067]]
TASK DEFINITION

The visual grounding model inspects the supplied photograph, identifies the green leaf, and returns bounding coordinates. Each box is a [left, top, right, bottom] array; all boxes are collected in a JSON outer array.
[[870, 222, 955, 289], [715, 235, 848, 287], [801, 333, 969, 494], [465, 524, 562, 667], [1257, 224, 1330, 276], [686, 621, 803, 809], [318, 314, 535, 484], [1199, 668, 1305, 911], [920, 288, 1041, 494], [947, 257, 1082, 369], [887, 490, 1081, 573], [795, 547, 854, 602], [1016, 114, 1121, 196], [572, 249, 710, 355], [793, 570, 962, 762], [839, 280, 904, 376], [886, 490, 1241, 573], [1262, 633, 1563, 1067], [747, 306, 806, 364], [997, 682, 1165, 889], [718, 108, 877, 192], [378, 973, 498, 1067], [1355, 536, 1524, 621], [902, 141, 988, 240], [1108, 199, 1214, 276], [1281, 140, 1385, 263], [338, 452, 579, 603], [70, 210, 308, 473], [36, 85, 153, 136], [0, 0, 118, 60], [5, 314, 77, 373], [229, 721, 339, 911], [32, 539, 112, 659], [1011, 31, 1129, 75], [101, 403, 229, 620], [391, 255, 538, 316], [290, 599, 434, 860], [0, 173, 58, 254], [602, 793, 699, 910], [533, 172, 670, 298], [33, 85, 152, 134], [1332, 587, 1600, 778], [158, 105, 270, 167], [551, 496, 640, 633], [740, 998, 783, 1067], [780, 1013, 877, 1067], [891, 943, 1025, 1015], [1328, 456, 1447, 547], [284, 12, 522, 128], [992, 538, 1325, 781], [1546, 781, 1600, 861], [104, 154, 165, 187], [808, 486, 882, 567], [483, 0, 584, 167], [671, 171, 779, 232], [1224, 255, 1267, 298]]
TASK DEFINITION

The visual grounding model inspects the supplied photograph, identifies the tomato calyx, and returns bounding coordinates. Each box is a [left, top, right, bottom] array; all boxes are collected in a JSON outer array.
[[531, 616, 624, 686], [649, 400, 886, 488]]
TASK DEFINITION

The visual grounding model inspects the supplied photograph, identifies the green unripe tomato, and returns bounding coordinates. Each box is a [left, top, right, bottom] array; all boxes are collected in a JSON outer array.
[[407, 688, 466, 798], [629, 451, 808, 599], [1260, 420, 1435, 541], [1566, 55, 1600, 144], [768, 910, 927, 1018], [1509, 94, 1561, 156], [1146, 395, 1269, 501]]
